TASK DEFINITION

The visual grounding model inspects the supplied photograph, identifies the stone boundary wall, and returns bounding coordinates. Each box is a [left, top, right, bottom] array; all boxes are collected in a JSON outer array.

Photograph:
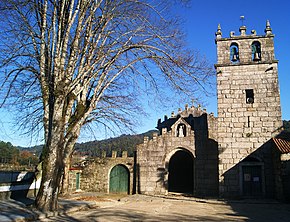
[[76, 151, 134, 194]]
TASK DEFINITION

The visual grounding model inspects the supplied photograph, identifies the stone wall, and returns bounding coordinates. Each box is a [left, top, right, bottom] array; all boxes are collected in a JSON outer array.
[[137, 109, 218, 197], [68, 169, 82, 193], [78, 151, 134, 194], [281, 154, 290, 201], [137, 130, 196, 195]]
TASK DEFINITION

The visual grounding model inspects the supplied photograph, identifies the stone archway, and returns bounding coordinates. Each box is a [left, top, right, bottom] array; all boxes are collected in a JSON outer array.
[[168, 149, 194, 194], [109, 164, 129, 194]]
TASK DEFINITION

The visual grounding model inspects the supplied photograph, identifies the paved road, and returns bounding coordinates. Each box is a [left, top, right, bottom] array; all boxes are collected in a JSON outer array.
[[38, 194, 290, 222]]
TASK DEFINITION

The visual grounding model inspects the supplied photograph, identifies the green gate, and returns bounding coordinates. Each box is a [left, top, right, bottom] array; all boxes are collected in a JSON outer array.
[[76, 173, 80, 190], [109, 165, 129, 194]]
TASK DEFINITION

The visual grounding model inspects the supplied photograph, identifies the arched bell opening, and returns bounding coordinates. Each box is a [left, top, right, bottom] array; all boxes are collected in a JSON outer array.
[[168, 149, 194, 194], [230, 42, 240, 63], [252, 41, 261, 61]]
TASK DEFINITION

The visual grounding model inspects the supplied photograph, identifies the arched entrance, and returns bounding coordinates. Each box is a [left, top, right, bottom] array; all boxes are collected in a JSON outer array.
[[168, 149, 194, 194], [109, 165, 129, 194]]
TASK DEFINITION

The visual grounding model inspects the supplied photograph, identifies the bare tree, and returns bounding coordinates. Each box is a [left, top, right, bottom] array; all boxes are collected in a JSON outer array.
[[0, 0, 213, 212]]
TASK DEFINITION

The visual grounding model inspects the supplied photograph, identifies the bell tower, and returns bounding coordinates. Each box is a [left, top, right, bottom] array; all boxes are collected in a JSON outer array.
[[215, 20, 283, 197]]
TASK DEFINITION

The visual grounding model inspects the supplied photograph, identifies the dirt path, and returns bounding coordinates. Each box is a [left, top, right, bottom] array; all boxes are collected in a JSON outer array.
[[39, 194, 290, 221]]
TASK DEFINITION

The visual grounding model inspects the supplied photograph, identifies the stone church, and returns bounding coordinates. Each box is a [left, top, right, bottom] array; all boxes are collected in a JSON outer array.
[[70, 21, 290, 200]]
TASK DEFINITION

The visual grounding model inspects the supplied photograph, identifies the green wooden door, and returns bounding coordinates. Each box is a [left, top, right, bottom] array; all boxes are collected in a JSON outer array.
[[76, 173, 80, 190], [109, 165, 129, 194]]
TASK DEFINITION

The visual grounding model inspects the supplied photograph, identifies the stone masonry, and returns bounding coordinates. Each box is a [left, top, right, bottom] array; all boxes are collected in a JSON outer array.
[[69, 21, 285, 200], [137, 105, 218, 197], [72, 151, 134, 194], [215, 21, 283, 197]]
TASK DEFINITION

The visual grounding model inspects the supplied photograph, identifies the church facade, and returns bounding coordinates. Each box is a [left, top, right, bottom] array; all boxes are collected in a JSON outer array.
[[136, 21, 285, 199], [70, 21, 290, 200]]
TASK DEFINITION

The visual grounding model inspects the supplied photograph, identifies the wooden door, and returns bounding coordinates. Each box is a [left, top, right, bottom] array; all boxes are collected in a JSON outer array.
[[242, 165, 262, 197], [109, 165, 129, 194]]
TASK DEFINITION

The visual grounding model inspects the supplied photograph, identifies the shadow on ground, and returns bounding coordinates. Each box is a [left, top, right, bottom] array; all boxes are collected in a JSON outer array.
[[39, 194, 290, 222], [43, 208, 240, 222], [227, 201, 290, 222]]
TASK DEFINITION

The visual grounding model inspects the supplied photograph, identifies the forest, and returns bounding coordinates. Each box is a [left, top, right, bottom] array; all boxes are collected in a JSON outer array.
[[1, 121, 289, 167], [0, 141, 38, 167]]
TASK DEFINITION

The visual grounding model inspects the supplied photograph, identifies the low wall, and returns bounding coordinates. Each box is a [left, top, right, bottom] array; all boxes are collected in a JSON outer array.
[[0, 171, 41, 200], [80, 151, 135, 194]]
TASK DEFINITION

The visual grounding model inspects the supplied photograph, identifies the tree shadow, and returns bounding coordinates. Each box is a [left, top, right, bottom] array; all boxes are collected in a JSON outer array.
[[51, 198, 290, 222], [73, 207, 232, 221], [0, 199, 37, 221]]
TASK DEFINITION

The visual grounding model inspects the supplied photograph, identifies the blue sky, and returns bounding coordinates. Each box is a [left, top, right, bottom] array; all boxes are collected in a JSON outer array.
[[0, 0, 289, 147], [137, 0, 290, 135]]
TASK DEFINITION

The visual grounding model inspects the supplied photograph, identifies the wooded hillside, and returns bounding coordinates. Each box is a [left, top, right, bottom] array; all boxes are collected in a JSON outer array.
[[283, 120, 290, 132], [3, 120, 290, 162], [74, 130, 158, 157]]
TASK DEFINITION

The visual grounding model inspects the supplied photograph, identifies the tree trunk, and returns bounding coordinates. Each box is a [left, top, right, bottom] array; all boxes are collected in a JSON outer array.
[[35, 144, 64, 212], [60, 154, 72, 196], [36, 104, 83, 211], [35, 97, 66, 212], [60, 131, 82, 195]]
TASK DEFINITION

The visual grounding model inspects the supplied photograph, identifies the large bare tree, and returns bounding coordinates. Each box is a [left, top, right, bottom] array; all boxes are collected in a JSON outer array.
[[0, 0, 213, 212]]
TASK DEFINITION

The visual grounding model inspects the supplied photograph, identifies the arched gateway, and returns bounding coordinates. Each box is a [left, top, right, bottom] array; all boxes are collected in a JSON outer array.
[[168, 149, 194, 194], [109, 164, 129, 194]]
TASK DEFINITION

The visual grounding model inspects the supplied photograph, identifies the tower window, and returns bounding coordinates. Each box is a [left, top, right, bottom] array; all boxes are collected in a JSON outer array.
[[252, 41, 261, 61], [230, 43, 239, 63], [246, 89, 254, 104]]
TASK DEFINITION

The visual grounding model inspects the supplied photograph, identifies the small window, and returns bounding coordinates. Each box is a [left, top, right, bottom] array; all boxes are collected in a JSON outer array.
[[230, 43, 239, 63], [252, 41, 261, 61], [246, 89, 254, 104]]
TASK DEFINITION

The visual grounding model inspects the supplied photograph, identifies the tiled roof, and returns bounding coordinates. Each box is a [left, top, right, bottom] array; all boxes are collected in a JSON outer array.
[[273, 137, 290, 154]]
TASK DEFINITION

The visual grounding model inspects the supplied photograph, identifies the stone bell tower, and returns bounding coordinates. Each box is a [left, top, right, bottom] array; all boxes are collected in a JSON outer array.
[[215, 20, 283, 197]]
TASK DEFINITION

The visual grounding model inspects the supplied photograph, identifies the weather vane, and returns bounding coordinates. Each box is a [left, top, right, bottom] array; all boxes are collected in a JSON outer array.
[[240, 15, 245, 26]]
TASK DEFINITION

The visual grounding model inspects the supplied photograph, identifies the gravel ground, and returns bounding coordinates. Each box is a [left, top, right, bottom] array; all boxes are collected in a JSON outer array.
[[37, 193, 290, 222]]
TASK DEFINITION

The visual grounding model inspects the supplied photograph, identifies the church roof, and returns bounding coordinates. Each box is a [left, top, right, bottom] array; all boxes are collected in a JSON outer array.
[[156, 104, 209, 132], [273, 138, 290, 154], [273, 131, 290, 154]]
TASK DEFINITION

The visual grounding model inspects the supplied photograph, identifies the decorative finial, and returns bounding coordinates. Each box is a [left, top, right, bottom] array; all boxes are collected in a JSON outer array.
[[266, 20, 271, 28], [215, 24, 222, 38], [240, 16, 245, 26], [191, 99, 195, 107], [239, 16, 246, 36], [265, 20, 272, 35], [251, 30, 257, 36]]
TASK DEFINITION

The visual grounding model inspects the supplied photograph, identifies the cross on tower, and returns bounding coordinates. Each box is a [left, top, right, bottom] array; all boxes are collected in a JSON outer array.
[[240, 15, 245, 26]]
